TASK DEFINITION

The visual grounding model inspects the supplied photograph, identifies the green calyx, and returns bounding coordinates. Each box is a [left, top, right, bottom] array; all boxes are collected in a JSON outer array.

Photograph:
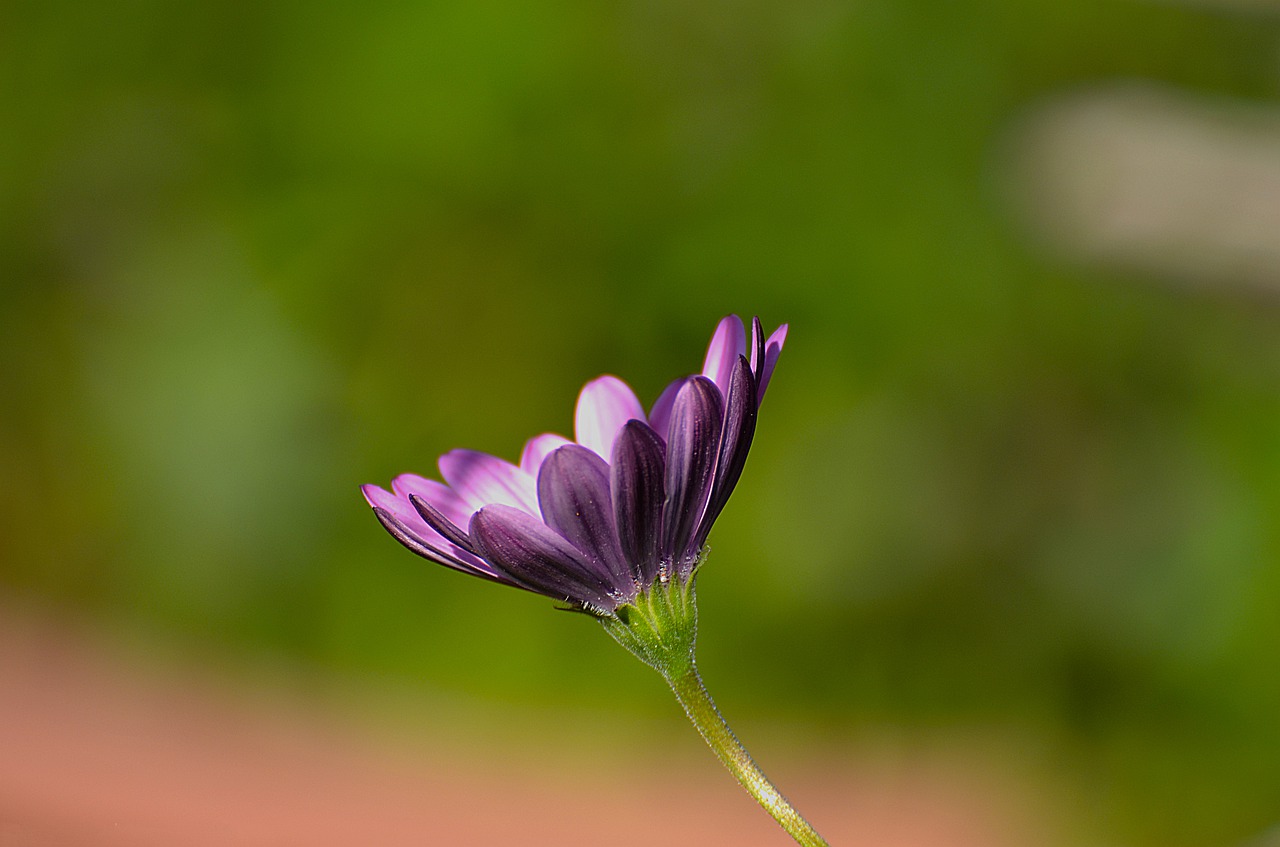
[[600, 569, 700, 679], [600, 560, 832, 846]]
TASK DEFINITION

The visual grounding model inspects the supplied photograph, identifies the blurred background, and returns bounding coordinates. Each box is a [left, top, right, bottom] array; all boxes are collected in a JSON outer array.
[[2, 0, 1279, 844]]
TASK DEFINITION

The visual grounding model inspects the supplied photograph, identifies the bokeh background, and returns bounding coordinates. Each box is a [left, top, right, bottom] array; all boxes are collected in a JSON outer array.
[[3, 0, 1279, 845]]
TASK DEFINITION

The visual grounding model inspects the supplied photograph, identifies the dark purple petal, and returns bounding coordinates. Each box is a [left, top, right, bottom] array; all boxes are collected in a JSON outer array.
[[757, 323, 788, 404], [661, 376, 724, 565], [749, 316, 765, 385], [362, 483, 487, 570], [647, 378, 682, 445], [537, 445, 631, 589], [410, 494, 475, 554], [696, 355, 757, 548], [370, 506, 509, 584], [470, 505, 619, 611], [610, 420, 666, 584]]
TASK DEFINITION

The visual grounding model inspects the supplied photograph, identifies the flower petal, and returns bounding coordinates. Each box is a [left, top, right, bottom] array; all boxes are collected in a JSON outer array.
[[696, 355, 757, 548], [537, 445, 631, 589], [757, 323, 788, 404], [520, 433, 572, 476], [363, 484, 504, 581], [470, 504, 619, 611], [411, 495, 474, 553], [362, 483, 429, 535], [661, 376, 724, 566], [391, 474, 473, 526], [647, 378, 683, 444], [749, 315, 765, 377], [575, 375, 646, 459], [611, 420, 666, 584], [438, 450, 539, 515], [701, 315, 746, 401]]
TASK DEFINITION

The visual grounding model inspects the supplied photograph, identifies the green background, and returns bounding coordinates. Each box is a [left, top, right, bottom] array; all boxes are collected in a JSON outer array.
[[3, 1, 1278, 844]]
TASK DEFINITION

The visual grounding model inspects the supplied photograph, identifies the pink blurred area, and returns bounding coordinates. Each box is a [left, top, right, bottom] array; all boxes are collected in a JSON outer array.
[[0, 601, 1044, 847]]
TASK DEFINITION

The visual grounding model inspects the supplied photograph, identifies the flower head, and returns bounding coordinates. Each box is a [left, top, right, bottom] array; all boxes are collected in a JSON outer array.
[[362, 315, 787, 616]]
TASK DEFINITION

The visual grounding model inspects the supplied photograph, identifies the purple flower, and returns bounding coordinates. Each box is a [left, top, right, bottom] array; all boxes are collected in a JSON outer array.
[[362, 315, 787, 615]]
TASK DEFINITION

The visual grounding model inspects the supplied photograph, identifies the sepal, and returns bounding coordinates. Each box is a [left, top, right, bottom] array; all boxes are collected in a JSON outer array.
[[599, 561, 703, 679]]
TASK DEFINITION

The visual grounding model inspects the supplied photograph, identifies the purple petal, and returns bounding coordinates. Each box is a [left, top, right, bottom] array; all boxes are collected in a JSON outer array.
[[749, 316, 765, 377], [701, 315, 746, 401], [520, 433, 571, 476], [537, 445, 631, 588], [391, 474, 473, 526], [363, 484, 504, 581], [575, 375, 646, 460], [411, 495, 474, 553], [661, 376, 724, 565], [438, 450, 539, 515], [470, 505, 620, 611], [370, 508, 500, 579], [757, 324, 788, 404], [363, 483, 431, 537], [696, 355, 757, 548], [611, 420, 666, 584], [648, 378, 683, 444]]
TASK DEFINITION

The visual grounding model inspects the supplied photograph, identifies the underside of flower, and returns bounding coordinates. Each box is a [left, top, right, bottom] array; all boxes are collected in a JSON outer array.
[[362, 314, 787, 615], [600, 568, 701, 678]]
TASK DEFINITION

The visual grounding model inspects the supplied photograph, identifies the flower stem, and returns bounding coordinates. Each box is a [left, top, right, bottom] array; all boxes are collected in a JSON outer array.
[[665, 665, 830, 847]]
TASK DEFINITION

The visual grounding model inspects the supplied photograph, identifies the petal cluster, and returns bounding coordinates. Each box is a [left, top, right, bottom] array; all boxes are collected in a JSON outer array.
[[362, 315, 787, 614]]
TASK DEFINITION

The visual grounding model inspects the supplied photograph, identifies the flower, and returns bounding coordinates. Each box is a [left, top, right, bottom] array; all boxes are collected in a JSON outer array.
[[362, 314, 787, 616]]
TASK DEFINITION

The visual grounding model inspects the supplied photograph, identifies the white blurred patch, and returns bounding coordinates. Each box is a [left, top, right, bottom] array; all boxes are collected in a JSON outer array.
[[1007, 83, 1280, 295]]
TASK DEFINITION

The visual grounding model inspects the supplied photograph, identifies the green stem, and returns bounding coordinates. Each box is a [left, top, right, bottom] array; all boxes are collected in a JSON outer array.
[[666, 665, 830, 847]]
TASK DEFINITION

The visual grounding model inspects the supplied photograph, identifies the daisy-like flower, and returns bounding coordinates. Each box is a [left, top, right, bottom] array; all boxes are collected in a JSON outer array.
[[361, 314, 828, 847], [361, 314, 786, 616]]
